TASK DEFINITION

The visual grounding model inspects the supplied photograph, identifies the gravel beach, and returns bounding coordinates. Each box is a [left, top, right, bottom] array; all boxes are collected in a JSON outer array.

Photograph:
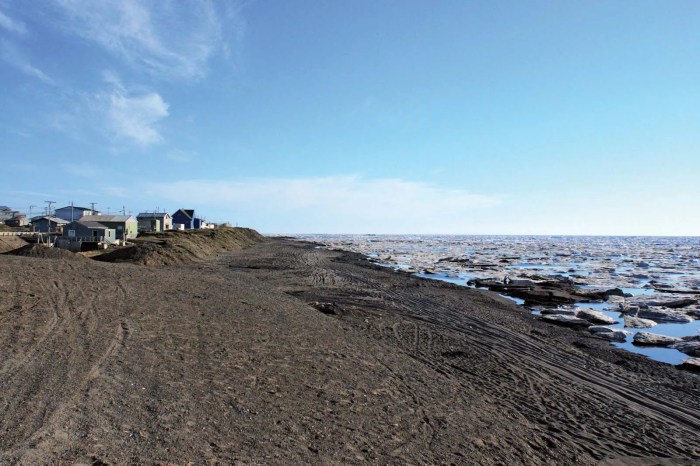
[[0, 235, 698, 464]]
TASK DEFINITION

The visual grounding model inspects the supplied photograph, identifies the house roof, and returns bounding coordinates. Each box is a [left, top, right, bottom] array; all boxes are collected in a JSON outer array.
[[137, 212, 171, 219], [32, 216, 69, 224], [56, 206, 94, 212], [174, 208, 194, 219], [81, 215, 134, 222], [76, 221, 110, 230]]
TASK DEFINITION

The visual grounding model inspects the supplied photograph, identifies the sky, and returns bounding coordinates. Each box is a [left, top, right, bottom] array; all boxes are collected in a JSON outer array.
[[1, 1, 698, 235]]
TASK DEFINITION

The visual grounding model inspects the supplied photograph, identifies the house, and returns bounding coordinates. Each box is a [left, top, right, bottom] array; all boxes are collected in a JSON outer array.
[[54, 206, 100, 222], [172, 208, 200, 230], [63, 221, 116, 244], [0, 206, 18, 222], [31, 216, 69, 233], [136, 212, 173, 232], [4, 214, 28, 227], [138, 217, 160, 232], [80, 215, 137, 240]]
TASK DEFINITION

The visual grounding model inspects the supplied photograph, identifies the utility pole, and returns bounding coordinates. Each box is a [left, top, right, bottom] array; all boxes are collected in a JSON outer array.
[[122, 205, 126, 215], [29, 205, 36, 219], [90, 202, 97, 214], [44, 200, 55, 233], [45, 200, 55, 216], [70, 201, 74, 222]]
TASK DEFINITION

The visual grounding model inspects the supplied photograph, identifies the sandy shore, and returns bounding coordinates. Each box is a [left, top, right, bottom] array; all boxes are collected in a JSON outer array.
[[0, 237, 698, 464]]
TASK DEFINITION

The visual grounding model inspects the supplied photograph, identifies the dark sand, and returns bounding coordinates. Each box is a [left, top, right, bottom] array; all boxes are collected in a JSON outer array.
[[0, 237, 698, 464]]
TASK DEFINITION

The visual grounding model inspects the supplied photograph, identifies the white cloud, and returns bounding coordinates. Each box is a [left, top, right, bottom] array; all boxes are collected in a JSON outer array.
[[0, 7, 26, 34], [44, 73, 169, 147], [0, 40, 54, 84], [54, 0, 235, 79], [106, 89, 169, 146], [145, 176, 501, 232], [102, 69, 126, 92], [0, 7, 53, 83]]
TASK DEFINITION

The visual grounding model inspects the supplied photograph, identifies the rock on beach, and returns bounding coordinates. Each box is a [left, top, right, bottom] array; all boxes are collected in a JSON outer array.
[[670, 341, 700, 357], [632, 332, 682, 347], [627, 295, 698, 309], [623, 316, 657, 329], [540, 307, 578, 316], [679, 358, 700, 372], [588, 326, 631, 342], [540, 314, 591, 327], [577, 308, 617, 325], [625, 306, 694, 323]]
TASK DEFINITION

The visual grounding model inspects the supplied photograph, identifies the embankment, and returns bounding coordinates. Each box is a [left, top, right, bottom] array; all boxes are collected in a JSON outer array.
[[94, 227, 265, 265], [0, 236, 28, 254]]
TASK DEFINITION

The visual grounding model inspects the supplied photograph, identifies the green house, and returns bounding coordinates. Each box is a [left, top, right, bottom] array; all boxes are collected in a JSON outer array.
[[80, 215, 138, 240], [63, 221, 116, 244]]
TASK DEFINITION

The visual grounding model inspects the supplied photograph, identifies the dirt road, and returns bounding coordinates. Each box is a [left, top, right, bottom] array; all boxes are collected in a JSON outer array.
[[0, 238, 697, 464]]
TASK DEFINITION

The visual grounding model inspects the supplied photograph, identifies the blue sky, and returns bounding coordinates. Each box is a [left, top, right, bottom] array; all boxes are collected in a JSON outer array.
[[1, 1, 698, 235]]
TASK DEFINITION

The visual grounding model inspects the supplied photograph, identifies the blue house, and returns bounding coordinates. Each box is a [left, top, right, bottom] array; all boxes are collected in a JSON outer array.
[[31, 216, 69, 233], [54, 205, 100, 222], [172, 208, 195, 229], [172, 209, 205, 230]]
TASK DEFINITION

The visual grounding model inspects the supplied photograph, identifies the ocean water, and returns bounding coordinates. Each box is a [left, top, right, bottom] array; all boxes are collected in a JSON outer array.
[[297, 234, 700, 365]]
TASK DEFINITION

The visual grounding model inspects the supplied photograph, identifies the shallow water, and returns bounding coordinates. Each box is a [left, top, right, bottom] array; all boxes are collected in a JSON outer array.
[[573, 301, 700, 365], [298, 234, 700, 365]]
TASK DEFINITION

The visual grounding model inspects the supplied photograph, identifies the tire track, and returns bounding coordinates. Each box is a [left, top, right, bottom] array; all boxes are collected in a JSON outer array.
[[347, 267, 700, 429], [314, 256, 700, 459], [0, 259, 127, 454]]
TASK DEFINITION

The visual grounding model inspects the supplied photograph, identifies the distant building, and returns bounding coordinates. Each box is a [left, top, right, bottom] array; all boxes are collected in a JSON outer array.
[[54, 206, 100, 222], [63, 221, 116, 244], [31, 216, 69, 233], [80, 215, 137, 240], [172, 208, 204, 230], [136, 212, 173, 232], [4, 214, 28, 227], [0, 206, 18, 222]]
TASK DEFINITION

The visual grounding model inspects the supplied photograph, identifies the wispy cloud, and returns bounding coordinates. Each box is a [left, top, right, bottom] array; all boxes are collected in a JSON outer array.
[[0, 40, 55, 84], [106, 89, 169, 146], [145, 176, 501, 232], [45, 73, 169, 147], [0, 7, 26, 35], [54, 0, 235, 80]]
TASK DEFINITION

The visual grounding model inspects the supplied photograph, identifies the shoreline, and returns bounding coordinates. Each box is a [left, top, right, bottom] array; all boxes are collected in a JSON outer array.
[[0, 237, 698, 463], [300, 234, 700, 367]]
